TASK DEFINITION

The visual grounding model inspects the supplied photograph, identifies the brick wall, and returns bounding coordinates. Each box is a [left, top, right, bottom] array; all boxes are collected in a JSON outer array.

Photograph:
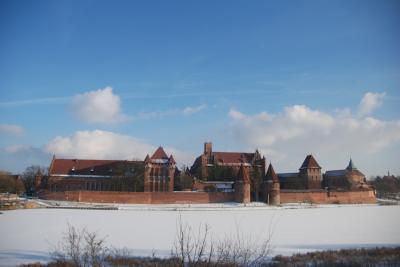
[[39, 190, 235, 204], [280, 189, 376, 204], [39, 189, 375, 205]]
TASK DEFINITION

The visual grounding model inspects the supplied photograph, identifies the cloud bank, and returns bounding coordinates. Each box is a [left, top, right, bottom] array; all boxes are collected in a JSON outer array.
[[0, 124, 25, 136], [45, 130, 192, 165], [229, 92, 400, 175], [71, 87, 128, 124]]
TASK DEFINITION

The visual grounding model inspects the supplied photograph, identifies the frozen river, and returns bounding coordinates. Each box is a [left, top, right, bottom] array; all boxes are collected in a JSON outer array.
[[1, 204, 399, 266]]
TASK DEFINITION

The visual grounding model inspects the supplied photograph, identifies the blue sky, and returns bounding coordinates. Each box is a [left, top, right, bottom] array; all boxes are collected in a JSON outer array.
[[0, 0, 399, 175]]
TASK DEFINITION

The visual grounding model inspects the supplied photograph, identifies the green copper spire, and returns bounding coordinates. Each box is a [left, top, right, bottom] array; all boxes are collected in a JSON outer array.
[[346, 158, 357, 170]]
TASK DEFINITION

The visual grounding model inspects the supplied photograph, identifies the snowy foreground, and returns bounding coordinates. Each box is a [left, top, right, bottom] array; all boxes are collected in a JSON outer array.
[[1, 204, 400, 266]]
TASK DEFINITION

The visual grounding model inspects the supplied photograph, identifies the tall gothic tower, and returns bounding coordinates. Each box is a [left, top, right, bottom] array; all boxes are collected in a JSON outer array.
[[144, 146, 176, 192]]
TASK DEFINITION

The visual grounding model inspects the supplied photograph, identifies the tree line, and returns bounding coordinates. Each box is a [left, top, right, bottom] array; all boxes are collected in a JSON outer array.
[[0, 165, 47, 195]]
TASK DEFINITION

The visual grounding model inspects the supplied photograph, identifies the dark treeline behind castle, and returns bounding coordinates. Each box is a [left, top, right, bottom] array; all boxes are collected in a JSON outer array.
[[1, 165, 400, 199]]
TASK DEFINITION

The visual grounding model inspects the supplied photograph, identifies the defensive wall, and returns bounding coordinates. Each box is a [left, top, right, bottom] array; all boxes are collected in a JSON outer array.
[[39, 190, 235, 204], [279, 189, 376, 204], [39, 189, 376, 205]]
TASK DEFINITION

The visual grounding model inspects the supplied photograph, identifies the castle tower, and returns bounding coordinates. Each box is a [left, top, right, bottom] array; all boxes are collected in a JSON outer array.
[[144, 147, 176, 192], [168, 155, 176, 192], [204, 142, 212, 156], [144, 154, 151, 192], [235, 164, 251, 203], [265, 163, 280, 205], [201, 142, 213, 180], [299, 154, 322, 189]]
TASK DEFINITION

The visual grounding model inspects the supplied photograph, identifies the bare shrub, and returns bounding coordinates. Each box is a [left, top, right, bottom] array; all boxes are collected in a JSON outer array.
[[44, 216, 274, 267], [172, 215, 273, 267], [213, 222, 272, 266], [173, 215, 214, 266], [51, 223, 108, 267]]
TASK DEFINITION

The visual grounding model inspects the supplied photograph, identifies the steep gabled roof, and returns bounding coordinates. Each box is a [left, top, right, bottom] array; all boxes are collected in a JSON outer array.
[[212, 152, 255, 164], [151, 146, 169, 160], [266, 163, 279, 182], [300, 154, 321, 169]]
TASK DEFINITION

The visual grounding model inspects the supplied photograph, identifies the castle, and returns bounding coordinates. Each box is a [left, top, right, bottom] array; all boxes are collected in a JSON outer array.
[[36, 142, 376, 205], [40, 146, 177, 193]]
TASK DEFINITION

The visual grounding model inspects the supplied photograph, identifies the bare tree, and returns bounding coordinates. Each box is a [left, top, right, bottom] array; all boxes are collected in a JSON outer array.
[[51, 223, 108, 267], [172, 215, 273, 267], [213, 221, 272, 267], [173, 215, 214, 266], [49, 217, 274, 267], [0, 170, 24, 194], [22, 165, 48, 195]]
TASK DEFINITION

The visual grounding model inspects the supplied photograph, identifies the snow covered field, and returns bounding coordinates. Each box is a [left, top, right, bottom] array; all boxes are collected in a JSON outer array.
[[1, 204, 399, 266]]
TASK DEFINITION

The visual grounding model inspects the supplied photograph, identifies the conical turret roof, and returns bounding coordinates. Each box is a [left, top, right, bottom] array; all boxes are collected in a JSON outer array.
[[266, 163, 279, 182]]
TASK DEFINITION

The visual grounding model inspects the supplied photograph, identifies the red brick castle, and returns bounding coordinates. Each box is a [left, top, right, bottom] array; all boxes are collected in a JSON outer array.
[[36, 142, 376, 205]]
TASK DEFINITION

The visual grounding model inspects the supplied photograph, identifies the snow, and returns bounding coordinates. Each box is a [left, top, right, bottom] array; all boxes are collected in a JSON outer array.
[[0, 204, 399, 266]]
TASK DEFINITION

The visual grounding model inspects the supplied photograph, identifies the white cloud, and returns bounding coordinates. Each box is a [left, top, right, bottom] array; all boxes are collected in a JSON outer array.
[[71, 87, 128, 124], [358, 92, 386, 117], [44, 130, 192, 165], [182, 104, 207, 115], [0, 124, 25, 136], [284, 105, 335, 129], [136, 104, 207, 120], [228, 94, 400, 175]]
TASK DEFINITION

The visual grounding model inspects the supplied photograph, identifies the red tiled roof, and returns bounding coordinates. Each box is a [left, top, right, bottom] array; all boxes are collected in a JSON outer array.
[[50, 159, 143, 176], [151, 146, 169, 160], [300, 154, 321, 169], [266, 163, 279, 182], [212, 152, 255, 164]]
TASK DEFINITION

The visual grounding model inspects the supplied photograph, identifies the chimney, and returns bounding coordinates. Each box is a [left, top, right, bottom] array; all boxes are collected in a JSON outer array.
[[204, 142, 212, 156]]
